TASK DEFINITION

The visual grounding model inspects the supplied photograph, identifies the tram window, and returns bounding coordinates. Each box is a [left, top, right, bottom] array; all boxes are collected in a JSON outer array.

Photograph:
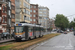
[[15, 26, 24, 33], [29, 27, 33, 32]]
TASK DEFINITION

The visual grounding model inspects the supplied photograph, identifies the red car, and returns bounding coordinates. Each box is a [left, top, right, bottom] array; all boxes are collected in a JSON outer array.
[[64, 31, 67, 34]]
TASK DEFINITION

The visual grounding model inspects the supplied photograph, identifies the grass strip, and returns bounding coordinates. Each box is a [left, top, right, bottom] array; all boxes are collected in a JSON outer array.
[[0, 33, 60, 50]]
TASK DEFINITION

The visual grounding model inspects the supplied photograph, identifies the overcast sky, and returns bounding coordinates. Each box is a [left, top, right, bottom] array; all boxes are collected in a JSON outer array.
[[30, 0, 75, 22]]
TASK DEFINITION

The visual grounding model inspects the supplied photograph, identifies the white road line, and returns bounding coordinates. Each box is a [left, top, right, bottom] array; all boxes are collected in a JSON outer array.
[[65, 39, 74, 49], [54, 38, 74, 49]]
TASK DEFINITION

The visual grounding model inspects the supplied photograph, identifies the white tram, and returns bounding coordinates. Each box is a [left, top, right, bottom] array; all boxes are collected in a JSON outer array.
[[14, 23, 44, 41]]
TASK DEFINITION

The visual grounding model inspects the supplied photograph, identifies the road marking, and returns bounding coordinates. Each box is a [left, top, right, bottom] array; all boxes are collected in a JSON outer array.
[[54, 39, 74, 49], [54, 46, 65, 48], [65, 39, 74, 49]]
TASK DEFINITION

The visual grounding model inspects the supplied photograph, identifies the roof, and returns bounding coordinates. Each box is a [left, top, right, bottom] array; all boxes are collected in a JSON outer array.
[[15, 23, 43, 28]]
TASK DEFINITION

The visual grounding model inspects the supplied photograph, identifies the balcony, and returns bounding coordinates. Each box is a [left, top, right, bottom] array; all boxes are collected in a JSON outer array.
[[7, 6, 10, 10], [11, 10, 15, 14], [11, 19, 15, 22]]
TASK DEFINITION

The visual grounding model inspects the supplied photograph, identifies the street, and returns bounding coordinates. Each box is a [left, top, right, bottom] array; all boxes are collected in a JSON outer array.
[[33, 32, 75, 50]]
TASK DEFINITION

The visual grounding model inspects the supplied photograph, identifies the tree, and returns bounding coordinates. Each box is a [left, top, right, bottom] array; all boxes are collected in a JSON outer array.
[[69, 21, 74, 29], [55, 14, 69, 30]]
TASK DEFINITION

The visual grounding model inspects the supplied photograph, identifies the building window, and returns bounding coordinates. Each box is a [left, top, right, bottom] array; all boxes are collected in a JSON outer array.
[[8, 10, 11, 16], [0, 10, 1, 16], [11, 22, 15, 27], [30, 10, 32, 12], [39, 17, 42, 19], [39, 14, 42, 16], [11, 14, 15, 19], [33, 19, 35, 21], [33, 15, 36, 17], [30, 6, 32, 8], [9, 19, 10, 25], [3, 6, 5, 13], [43, 15, 46, 16], [24, 2, 26, 7], [34, 6, 36, 8], [39, 8, 42, 10], [30, 14, 32, 17], [33, 10, 36, 13], [43, 12, 46, 14], [11, 5, 15, 10], [39, 11, 42, 13], [23, 9, 26, 13], [43, 9, 47, 11], [30, 19, 32, 21], [0, 17, 1, 22], [3, 16, 5, 23]]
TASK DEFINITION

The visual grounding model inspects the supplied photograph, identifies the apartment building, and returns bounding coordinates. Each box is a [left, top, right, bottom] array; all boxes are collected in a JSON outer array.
[[15, 0, 30, 23], [30, 4, 38, 24], [50, 19, 56, 30], [0, 0, 11, 33], [11, 0, 15, 34], [38, 6, 49, 28]]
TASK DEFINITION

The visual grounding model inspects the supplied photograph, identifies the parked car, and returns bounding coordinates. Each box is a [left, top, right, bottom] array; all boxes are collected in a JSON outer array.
[[64, 31, 67, 34], [1, 32, 10, 38], [57, 30, 64, 33], [57, 30, 60, 33]]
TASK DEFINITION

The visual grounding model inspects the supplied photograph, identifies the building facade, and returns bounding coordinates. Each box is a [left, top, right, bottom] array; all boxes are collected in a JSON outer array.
[[50, 19, 56, 30], [0, 0, 12, 33], [11, 0, 15, 34], [30, 4, 38, 24], [38, 6, 49, 29], [15, 0, 20, 23], [15, 0, 30, 23], [7, 0, 11, 33]]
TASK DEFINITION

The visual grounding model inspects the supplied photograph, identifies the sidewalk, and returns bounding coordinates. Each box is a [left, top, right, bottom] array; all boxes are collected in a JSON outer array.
[[0, 38, 14, 43]]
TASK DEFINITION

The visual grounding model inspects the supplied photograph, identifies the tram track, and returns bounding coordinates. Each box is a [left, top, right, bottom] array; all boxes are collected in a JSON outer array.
[[0, 33, 60, 50]]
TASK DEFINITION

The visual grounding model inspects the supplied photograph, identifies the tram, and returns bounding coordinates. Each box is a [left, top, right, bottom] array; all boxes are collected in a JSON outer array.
[[14, 23, 44, 41]]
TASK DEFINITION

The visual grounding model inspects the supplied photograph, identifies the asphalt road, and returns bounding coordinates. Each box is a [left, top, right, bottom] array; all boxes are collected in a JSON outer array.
[[33, 32, 75, 50]]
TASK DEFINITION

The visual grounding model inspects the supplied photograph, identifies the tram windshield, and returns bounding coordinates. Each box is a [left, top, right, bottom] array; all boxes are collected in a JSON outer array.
[[15, 26, 24, 33]]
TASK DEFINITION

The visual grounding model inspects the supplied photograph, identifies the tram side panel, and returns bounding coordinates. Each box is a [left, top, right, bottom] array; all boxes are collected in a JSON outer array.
[[41, 28, 44, 36], [36, 27, 40, 38], [33, 27, 36, 38], [28, 26, 34, 39], [40, 28, 42, 37]]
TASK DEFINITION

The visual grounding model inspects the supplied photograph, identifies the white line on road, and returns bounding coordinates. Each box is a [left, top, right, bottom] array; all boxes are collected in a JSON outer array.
[[65, 39, 74, 49], [54, 38, 74, 49]]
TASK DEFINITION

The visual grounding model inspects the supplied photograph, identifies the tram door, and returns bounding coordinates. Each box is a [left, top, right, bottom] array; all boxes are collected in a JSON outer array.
[[39, 28, 41, 36], [33, 27, 36, 37], [25, 26, 29, 40]]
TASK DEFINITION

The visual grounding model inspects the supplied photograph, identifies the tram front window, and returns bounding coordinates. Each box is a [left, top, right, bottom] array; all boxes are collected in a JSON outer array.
[[15, 27, 24, 33]]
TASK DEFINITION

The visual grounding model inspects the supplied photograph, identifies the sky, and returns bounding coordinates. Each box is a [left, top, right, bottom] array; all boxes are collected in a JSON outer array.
[[30, 0, 75, 22]]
